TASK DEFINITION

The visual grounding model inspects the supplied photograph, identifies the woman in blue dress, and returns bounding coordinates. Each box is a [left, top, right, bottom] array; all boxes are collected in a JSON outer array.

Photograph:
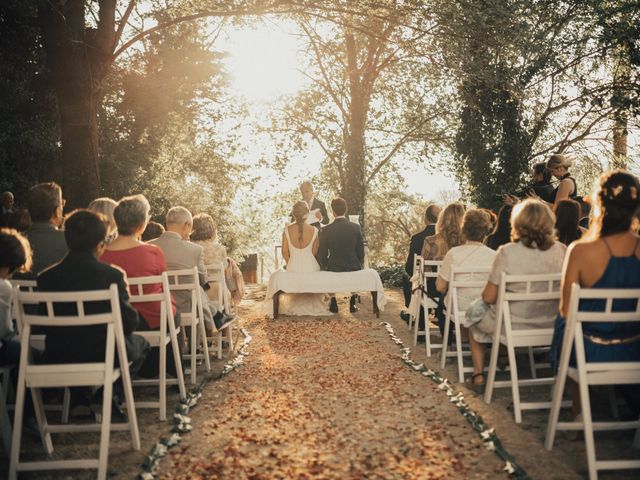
[[550, 169, 640, 419]]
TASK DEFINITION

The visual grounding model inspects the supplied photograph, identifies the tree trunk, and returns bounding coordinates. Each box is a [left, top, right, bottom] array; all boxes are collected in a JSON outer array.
[[611, 43, 630, 169], [341, 32, 370, 231], [38, 0, 115, 208]]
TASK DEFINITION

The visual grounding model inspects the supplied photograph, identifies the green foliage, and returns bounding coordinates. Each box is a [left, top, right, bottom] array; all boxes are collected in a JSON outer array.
[[373, 263, 406, 288], [0, 0, 59, 202]]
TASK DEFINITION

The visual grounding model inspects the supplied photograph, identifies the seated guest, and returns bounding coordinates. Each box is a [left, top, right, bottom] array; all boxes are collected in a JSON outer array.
[[37, 210, 149, 413], [551, 170, 640, 419], [577, 197, 591, 230], [401, 204, 441, 321], [9, 208, 32, 232], [88, 197, 118, 243], [151, 207, 232, 332], [555, 199, 581, 246], [421, 202, 465, 334], [436, 209, 496, 314], [101, 195, 178, 376], [142, 221, 165, 242], [0, 191, 14, 227], [466, 199, 566, 392], [20, 182, 68, 278], [484, 204, 513, 250], [101, 195, 176, 331], [191, 213, 245, 306], [0, 228, 38, 431]]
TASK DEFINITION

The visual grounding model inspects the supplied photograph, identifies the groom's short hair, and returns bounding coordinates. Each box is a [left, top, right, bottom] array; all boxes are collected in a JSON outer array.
[[331, 197, 347, 216]]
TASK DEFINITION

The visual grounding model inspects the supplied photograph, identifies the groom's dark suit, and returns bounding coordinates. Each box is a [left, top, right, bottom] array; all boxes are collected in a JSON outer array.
[[318, 217, 364, 272]]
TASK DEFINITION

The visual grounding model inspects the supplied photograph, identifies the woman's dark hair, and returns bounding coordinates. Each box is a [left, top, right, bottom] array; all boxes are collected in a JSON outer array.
[[484, 204, 513, 250], [64, 209, 107, 252], [532, 162, 551, 183], [0, 228, 32, 274], [142, 221, 165, 242], [590, 170, 640, 238], [555, 199, 581, 246]]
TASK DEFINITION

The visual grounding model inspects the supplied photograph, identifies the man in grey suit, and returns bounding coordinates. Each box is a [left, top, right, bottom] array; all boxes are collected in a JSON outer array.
[[20, 182, 68, 279], [150, 207, 232, 333]]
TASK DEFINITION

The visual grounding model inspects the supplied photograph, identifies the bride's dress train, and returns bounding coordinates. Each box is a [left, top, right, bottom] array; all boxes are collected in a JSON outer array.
[[275, 227, 330, 316]]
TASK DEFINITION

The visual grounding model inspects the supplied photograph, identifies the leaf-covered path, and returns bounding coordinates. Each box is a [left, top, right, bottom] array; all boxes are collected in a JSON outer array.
[[157, 292, 505, 479]]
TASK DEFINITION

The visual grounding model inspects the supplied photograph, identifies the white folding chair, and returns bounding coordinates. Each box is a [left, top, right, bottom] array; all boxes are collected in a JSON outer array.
[[205, 263, 238, 358], [440, 266, 491, 383], [420, 259, 443, 356], [166, 268, 211, 384], [407, 254, 423, 331], [545, 284, 640, 480], [9, 285, 141, 480], [10, 281, 70, 423], [128, 273, 186, 420], [484, 272, 562, 423]]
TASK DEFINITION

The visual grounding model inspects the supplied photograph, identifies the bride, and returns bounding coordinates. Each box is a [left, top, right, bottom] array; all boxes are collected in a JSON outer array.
[[277, 201, 330, 316]]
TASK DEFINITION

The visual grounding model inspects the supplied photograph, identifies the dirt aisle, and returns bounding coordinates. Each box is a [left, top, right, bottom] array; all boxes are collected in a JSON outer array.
[[157, 290, 504, 479]]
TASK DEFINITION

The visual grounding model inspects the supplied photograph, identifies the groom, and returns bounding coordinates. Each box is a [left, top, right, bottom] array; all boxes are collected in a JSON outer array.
[[317, 197, 365, 313]]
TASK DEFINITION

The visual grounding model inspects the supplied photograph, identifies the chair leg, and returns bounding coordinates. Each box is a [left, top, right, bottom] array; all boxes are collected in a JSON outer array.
[[159, 339, 167, 421], [8, 379, 25, 480], [528, 347, 537, 379], [61, 387, 71, 424], [97, 380, 113, 480], [120, 370, 141, 451], [190, 323, 197, 385], [170, 329, 186, 400], [454, 319, 465, 383], [579, 379, 598, 480], [506, 343, 522, 423], [31, 387, 53, 454], [198, 317, 211, 371], [412, 311, 419, 346], [484, 339, 501, 404], [425, 310, 432, 357], [440, 312, 451, 369]]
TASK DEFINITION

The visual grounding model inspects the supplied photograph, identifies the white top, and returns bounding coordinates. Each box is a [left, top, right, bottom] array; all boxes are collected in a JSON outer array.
[[488, 241, 566, 326], [439, 242, 496, 311], [0, 279, 14, 343]]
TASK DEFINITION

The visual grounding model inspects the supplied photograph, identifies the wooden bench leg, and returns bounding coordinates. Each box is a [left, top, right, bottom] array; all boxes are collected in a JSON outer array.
[[372, 291, 380, 318], [273, 290, 282, 319]]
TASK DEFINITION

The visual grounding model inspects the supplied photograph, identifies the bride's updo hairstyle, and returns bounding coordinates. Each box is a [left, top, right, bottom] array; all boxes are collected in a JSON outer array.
[[291, 201, 309, 242], [589, 170, 640, 239]]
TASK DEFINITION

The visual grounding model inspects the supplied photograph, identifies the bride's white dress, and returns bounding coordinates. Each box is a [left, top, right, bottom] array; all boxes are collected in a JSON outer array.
[[277, 226, 331, 316]]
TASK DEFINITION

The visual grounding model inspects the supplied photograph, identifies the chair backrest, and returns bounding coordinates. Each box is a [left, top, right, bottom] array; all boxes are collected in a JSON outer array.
[[422, 259, 442, 280], [9, 279, 37, 292], [448, 266, 491, 314], [205, 262, 226, 311], [412, 254, 422, 277], [14, 284, 127, 369], [10, 280, 38, 336], [127, 273, 172, 332], [165, 267, 201, 317]]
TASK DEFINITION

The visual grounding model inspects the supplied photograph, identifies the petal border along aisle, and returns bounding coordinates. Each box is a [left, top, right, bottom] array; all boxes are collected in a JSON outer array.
[[138, 328, 253, 480], [381, 321, 531, 480]]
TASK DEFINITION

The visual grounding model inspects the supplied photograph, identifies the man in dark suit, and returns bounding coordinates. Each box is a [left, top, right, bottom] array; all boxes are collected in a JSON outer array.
[[402, 204, 441, 311], [38, 209, 149, 413], [300, 181, 329, 229], [318, 197, 364, 313]]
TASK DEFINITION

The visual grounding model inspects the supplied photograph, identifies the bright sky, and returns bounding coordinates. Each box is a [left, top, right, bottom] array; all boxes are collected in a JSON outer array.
[[216, 20, 458, 200]]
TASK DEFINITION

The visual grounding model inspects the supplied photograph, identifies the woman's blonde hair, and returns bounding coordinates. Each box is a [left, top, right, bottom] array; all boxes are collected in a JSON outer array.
[[546, 154, 572, 170], [291, 201, 309, 242], [436, 202, 465, 249], [88, 197, 117, 240], [510, 199, 556, 250]]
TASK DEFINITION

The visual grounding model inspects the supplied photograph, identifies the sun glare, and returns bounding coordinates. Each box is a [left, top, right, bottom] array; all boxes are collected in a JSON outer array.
[[221, 22, 307, 103]]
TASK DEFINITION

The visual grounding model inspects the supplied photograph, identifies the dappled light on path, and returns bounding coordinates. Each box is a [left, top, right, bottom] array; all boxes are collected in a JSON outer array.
[[158, 296, 498, 479]]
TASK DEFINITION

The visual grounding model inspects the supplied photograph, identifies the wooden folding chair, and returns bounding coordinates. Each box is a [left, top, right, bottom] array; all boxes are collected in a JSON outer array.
[[128, 273, 186, 420], [440, 266, 491, 383], [419, 259, 443, 356], [9, 285, 141, 480], [484, 272, 562, 423], [205, 263, 238, 358], [407, 254, 423, 331], [545, 284, 640, 480], [166, 268, 211, 384]]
